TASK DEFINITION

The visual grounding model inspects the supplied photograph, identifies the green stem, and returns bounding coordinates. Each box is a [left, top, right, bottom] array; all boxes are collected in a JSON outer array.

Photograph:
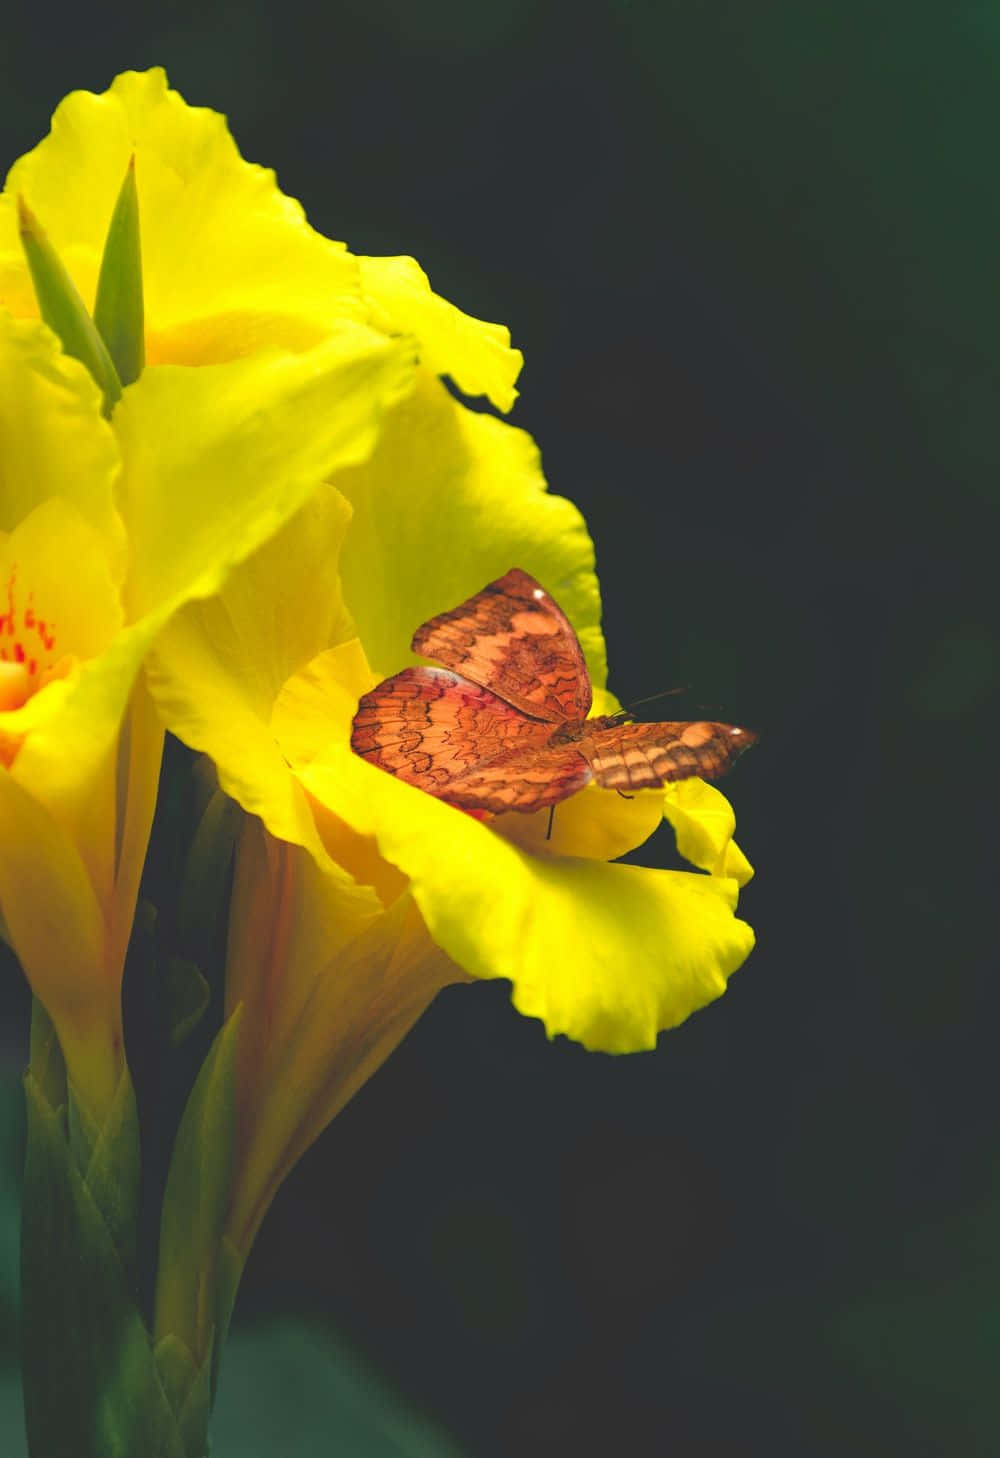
[[20, 999, 192, 1458]]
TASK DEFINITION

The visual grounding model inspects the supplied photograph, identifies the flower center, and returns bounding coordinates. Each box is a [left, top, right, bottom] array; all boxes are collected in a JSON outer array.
[[0, 564, 74, 740]]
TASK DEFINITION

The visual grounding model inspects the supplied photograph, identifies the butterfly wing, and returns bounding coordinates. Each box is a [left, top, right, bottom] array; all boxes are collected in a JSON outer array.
[[410, 567, 592, 724], [351, 665, 575, 809], [582, 720, 757, 791], [430, 742, 592, 813]]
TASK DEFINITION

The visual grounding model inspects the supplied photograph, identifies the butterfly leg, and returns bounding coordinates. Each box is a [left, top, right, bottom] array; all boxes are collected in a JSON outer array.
[[616, 790, 634, 800], [546, 805, 555, 840]]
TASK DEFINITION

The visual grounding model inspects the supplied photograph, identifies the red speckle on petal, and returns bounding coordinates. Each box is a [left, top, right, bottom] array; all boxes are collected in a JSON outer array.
[[0, 565, 60, 698]]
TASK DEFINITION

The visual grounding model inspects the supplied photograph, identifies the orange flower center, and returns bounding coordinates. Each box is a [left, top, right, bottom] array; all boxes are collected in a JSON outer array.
[[0, 566, 74, 760]]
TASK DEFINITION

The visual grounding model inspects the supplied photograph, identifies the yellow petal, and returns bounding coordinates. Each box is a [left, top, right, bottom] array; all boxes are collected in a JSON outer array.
[[0, 314, 124, 575], [492, 783, 666, 860], [272, 639, 411, 903], [225, 817, 384, 1100], [301, 745, 754, 1053], [0, 766, 121, 1117], [109, 678, 164, 978], [116, 325, 415, 620], [662, 778, 755, 886], [9, 627, 159, 936], [1, 68, 364, 357], [224, 824, 455, 1253], [271, 639, 372, 772], [144, 485, 358, 864], [119, 332, 412, 855], [360, 254, 522, 411], [0, 498, 126, 903], [0, 496, 122, 672], [336, 370, 607, 689]]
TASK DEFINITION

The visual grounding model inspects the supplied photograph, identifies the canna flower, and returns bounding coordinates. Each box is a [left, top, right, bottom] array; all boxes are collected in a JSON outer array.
[[0, 67, 521, 403], [146, 369, 755, 1265], [6, 66, 756, 1456], [0, 64, 521, 1121], [0, 309, 413, 1124]]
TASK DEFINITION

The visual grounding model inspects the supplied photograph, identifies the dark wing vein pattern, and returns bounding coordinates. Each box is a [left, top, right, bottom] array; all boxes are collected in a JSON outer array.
[[350, 665, 572, 809], [410, 567, 592, 723], [582, 720, 757, 791]]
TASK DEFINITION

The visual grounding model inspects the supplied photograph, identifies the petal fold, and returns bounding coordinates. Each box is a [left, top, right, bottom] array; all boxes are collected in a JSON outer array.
[[360, 254, 522, 411], [117, 326, 416, 620], [662, 778, 755, 886]]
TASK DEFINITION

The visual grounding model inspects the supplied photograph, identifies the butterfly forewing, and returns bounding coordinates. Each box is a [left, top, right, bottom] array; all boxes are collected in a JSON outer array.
[[582, 720, 757, 792], [410, 567, 592, 724]]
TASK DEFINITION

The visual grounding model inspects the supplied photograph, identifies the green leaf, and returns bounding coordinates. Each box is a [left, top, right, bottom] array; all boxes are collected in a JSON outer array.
[[20, 1072, 186, 1458], [94, 157, 145, 389], [163, 957, 211, 1048], [154, 1008, 244, 1379], [17, 196, 123, 413], [177, 786, 239, 967], [26, 998, 66, 1117]]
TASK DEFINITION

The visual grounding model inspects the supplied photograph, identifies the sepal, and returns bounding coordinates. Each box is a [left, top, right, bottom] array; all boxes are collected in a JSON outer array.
[[94, 157, 145, 388], [154, 1007, 243, 1386], [17, 196, 123, 412], [153, 1334, 213, 1458]]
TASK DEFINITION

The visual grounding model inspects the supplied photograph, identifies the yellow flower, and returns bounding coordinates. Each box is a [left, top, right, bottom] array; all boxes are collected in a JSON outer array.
[[146, 371, 755, 1252], [0, 309, 413, 1123], [0, 64, 524, 1125], [0, 67, 521, 404]]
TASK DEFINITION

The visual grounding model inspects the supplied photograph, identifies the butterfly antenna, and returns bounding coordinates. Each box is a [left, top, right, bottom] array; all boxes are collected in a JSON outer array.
[[622, 685, 691, 714]]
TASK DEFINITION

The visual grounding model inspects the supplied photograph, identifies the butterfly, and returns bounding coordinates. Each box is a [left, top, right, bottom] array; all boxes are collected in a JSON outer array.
[[350, 568, 756, 815]]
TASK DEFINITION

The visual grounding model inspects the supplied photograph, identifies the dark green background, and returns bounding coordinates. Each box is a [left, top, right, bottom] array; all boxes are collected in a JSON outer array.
[[2, 4, 998, 1455]]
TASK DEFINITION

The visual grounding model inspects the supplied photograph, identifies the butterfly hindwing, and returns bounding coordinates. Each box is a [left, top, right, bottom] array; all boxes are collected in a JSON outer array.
[[582, 719, 757, 792], [428, 742, 593, 814], [351, 665, 557, 802], [410, 568, 592, 724]]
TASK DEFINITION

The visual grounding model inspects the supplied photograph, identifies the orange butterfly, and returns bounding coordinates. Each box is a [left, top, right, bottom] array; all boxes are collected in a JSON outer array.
[[351, 568, 756, 815]]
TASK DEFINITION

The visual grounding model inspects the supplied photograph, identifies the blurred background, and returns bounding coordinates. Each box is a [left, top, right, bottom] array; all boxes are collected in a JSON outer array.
[[1, 4, 998, 1455]]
